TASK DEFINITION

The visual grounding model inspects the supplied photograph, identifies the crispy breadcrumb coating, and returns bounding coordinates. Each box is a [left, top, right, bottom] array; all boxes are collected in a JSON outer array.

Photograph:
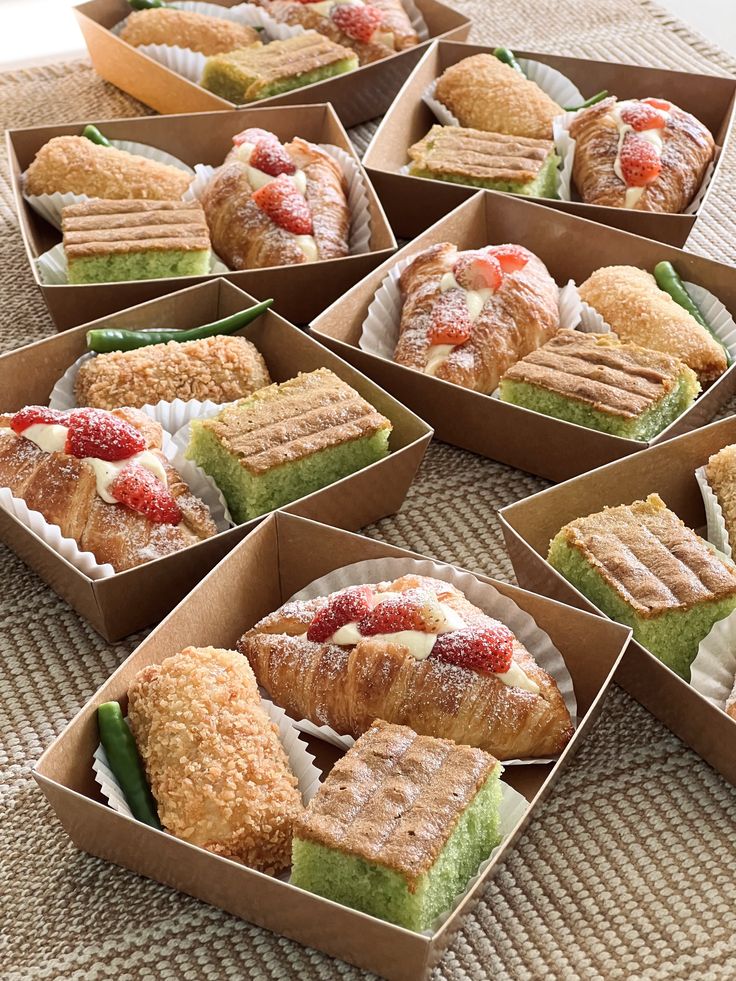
[[120, 8, 259, 56], [705, 444, 736, 554], [128, 646, 303, 874], [24, 136, 191, 201], [74, 335, 271, 410]]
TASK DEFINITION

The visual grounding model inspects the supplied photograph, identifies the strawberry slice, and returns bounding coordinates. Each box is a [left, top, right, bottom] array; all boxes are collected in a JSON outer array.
[[620, 103, 666, 132], [431, 623, 514, 674], [488, 244, 531, 274], [428, 290, 473, 346], [10, 405, 66, 435], [642, 97, 672, 112], [452, 251, 503, 291], [233, 127, 277, 147], [619, 132, 662, 187], [307, 585, 374, 643], [65, 408, 146, 462], [110, 464, 182, 525], [251, 173, 313, 235], [331, 3, 384, 42], [250, 138, 296, 177], [357, 587, 444, 636]]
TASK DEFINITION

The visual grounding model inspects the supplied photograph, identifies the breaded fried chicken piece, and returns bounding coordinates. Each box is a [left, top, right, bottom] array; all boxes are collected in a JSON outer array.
[[119, 8, 260, 56], [74, 335, 272, 410], [128, 646, 303, 874], [24, 136, 191, 201]]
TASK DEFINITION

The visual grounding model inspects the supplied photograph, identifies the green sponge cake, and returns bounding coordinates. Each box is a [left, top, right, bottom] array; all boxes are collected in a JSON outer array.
[[408, 124, 559, 199], [291, 719, 504, 932], [62, 199, 211, 284], [499, 330, 700, 440], [187, 368, 392, 523], [548, 494, 736, 679]]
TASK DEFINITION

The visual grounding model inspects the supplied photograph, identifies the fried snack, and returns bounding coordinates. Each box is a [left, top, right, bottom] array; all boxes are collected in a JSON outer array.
[[119, 7, 260, 55], [127, 646, 303, 874], [704, 444, 736, 555], [578, 265, 728, 383], [24, 135, 191, 200], [434, 53, 562, 140]]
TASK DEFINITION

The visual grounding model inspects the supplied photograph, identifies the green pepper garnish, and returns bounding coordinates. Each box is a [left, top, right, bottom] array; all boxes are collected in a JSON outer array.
[[98, 702, 161, 829], [564, 90, 608, 112], [493, 47, 525, 76], [82, 125, 112, 148], [654, 261, 731, 367]]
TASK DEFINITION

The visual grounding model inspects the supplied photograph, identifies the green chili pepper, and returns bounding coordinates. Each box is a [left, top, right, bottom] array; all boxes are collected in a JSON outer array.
[[564, 89, 608, 112], [86, 299, 274, 353], [129, 0, 168, 10], [98, 701, 161, 829], [493, 46, 525, 76], [82, 125, 112, 148], [654, 261, 731, 366]]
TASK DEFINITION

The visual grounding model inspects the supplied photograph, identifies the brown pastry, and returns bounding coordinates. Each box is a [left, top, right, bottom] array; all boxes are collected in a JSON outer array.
[[119, 7, 260, 55]]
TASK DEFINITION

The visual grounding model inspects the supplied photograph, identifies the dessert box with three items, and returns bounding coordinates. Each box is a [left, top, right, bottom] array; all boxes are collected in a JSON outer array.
[[499, 415, 736, 788], [310, 189, 736, 482], [34, 510, 632, 981], [362, 39, 736, 245], [6, 103, 397, 331], [73, 0, 471, 128], [0, 278, 431, 641]]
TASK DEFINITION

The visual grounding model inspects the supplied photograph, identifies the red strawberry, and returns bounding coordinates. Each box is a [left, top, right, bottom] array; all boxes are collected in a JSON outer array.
[[331, 3, 383, 42], [65, 408, 146, 462], [250, 138, 296, 177], [488, 244, 531, 274], [358, 588, 443, 636], [620, 103, 666, 132], [431, 624, 514, 674], [251, 174, 314, 235], [428, 290, 473, 346], [307, 585, 374, 643], [452, 251, 503, 291], [233, 127, 277, 147], [619, 132, 661, 186], [110, 464, 182, 525], [642, 97, 671, 112], [10, 405, 66, 435]]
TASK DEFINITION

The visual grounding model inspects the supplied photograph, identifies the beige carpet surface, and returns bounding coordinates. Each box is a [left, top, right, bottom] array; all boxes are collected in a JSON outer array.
[[2, 1, 736, 978]]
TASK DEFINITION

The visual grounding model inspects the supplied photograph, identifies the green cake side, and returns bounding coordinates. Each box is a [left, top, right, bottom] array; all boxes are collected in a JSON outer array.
[[200, 57, 358, 103], [548, 533, 736, 678], [67, 248, 211, 285], [408, 152, 560, 199], [291, 765, 503, 933]]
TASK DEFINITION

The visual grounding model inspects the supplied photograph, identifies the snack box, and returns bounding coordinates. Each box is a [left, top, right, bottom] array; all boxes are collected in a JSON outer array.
[[34, 510, 631, 981], [0, 278, 431, 641], [6, 103, 396, 331], [73, 0, 470, 128], [311, 189, 736, 481], [362, 40, 736, 245], [499, 415, 736, 788]]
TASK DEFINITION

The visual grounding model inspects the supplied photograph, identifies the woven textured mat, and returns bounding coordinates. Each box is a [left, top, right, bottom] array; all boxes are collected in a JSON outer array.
[[2, 1, 736, 978]]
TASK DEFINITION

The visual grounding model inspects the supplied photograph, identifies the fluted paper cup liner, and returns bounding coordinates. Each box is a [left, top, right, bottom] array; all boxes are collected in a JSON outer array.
[[36, 243, 228, 286], [689, 608, 736, 717], [23, 140, 194, 231], [695, 465, 732, 558], [263, 555, 578, 765]]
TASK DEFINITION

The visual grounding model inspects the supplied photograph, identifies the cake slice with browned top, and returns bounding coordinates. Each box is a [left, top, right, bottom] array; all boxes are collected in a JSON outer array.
[[186, 367, 392, 522], [290, 719, 504, 931], [548, 493, 736, 678]]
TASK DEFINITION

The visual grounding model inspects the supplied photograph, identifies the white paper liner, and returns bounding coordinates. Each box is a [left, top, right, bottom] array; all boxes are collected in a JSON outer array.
[[689, 608, 736, 716], [277, 556, 578, 765], [93, 700, 323, 822], [358, 251, 581, 360], [23, 139, 194, 231], [184, 143, 372, 258], [36, 243, 228, 286], [695, 465, 732, 559]]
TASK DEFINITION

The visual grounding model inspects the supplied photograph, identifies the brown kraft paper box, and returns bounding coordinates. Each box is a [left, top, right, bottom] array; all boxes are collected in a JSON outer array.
[[0, 279, 431, 641], [311, 189, 736, 482], [73, 0, 471, 128], [34, 510, 632, 981], [499, 415, 736, 788], [7, 103, 396, 330], [362, 40, 736, 245]]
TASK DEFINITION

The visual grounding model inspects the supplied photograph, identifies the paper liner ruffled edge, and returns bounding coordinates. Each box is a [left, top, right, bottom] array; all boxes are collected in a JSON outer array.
[[689, 608, 736, 717], [695, 465, 732, 559]]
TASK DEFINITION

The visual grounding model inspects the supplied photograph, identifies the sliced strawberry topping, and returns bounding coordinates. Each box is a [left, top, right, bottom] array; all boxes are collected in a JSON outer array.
[[642, 97, 672, 112], [357, 587, 444, 636], [233, 127, 277, 147], [620, 103, 666, 132], [431, 623, 514, 674], [453, 250, 503, 291], [250, 138, 296, 177], [428, 290, 473, 346], [10, 406, 66, 435], [488, 244, 531, 274], [619, 132, 661, 187], [307, 585, 374, 643], [252, 173, 313, 235], [110, 463, 182, 525], [331, 3, 384, 42], [65, 408, 146, 462]]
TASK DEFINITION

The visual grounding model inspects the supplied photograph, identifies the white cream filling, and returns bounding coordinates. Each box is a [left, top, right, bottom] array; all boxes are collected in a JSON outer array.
[[425, 271, 492, 376], [611, 101, 668, 207], [308, 0, 364, 14]]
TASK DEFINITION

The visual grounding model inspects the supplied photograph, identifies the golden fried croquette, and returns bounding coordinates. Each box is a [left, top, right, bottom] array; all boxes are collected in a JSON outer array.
[[127, 646, 303, 874], [119, 7, 260, 56]]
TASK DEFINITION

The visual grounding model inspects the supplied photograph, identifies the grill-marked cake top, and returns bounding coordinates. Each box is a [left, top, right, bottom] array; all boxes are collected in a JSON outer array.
[[409, 125, 554, 183], [62, 199, 211, 257], [503, 330, 690, 418], [207, 32, 355, 84], [555, 493, 736, 617], [294, 719, 500, 886], [198, 368, 392, 475]]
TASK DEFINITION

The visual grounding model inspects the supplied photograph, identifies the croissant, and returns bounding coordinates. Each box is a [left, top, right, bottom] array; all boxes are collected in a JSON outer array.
[[238, 574, 574, 759], [569, 96, 715, 212], [0, 407, 217, 572], [393, 242, 560, 392]]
